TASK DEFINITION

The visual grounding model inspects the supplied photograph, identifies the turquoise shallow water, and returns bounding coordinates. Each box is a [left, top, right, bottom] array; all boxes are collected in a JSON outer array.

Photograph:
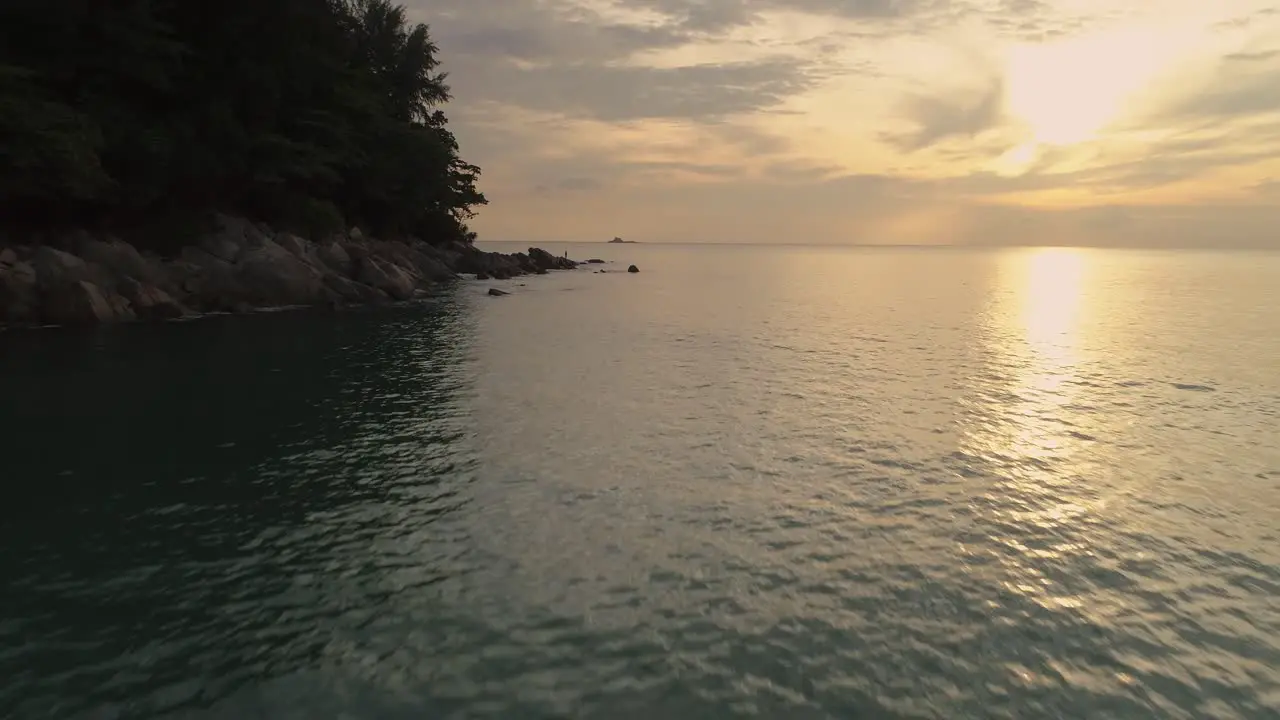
[[2, 244, 1279, 719]]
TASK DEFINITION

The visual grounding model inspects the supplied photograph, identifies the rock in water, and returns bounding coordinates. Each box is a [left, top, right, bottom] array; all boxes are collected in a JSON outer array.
[[627, 265, 640, 273], [488, 288, 509, 296], [526, 247, 577, 271]]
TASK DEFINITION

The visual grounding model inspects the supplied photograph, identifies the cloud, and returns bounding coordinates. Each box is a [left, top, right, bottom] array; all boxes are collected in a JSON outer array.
[[461, 58, 826, 121], [403, 0, 1280, 248], [534, 177, 604, 194], [1157, 60, 1280, 121], [1213, 7, 1279, 32], [624, 0, 920, 28], [1225, 49, 1280, 62], [887, 76, 1007, 151]]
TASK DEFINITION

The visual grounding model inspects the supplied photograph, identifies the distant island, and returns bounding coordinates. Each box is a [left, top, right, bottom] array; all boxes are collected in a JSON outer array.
[[609, 237, 638, 244]]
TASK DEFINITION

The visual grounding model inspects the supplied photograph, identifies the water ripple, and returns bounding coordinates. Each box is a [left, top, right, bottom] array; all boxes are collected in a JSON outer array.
[[2, 248, 1279, 718]]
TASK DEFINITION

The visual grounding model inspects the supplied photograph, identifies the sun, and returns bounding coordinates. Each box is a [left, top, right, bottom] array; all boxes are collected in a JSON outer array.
[[1004, 27, 1172, 146]]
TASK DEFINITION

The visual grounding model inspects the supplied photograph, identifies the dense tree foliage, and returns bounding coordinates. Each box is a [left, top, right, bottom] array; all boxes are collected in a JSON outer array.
[[0, 0, 485, 248]]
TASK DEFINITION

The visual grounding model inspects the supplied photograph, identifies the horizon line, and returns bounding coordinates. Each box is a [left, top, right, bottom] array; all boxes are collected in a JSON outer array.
[[473, 240, 1280, 252]]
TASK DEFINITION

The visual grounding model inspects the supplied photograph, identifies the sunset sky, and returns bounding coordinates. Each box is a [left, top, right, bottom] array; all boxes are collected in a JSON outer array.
[[408, 0, 1280, 247]]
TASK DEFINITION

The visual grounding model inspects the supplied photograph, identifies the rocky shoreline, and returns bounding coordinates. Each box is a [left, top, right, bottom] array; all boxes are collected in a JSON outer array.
[[0, 215, 581, 328]]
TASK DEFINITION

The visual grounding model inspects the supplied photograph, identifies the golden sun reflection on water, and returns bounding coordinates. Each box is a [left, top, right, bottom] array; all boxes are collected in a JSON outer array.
[[964, 247, 1103, 611], [980, 247, 1090, 464]]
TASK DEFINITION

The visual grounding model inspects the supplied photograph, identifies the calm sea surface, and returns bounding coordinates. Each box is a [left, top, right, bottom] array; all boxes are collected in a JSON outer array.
[[2, 244, 1278, 719]]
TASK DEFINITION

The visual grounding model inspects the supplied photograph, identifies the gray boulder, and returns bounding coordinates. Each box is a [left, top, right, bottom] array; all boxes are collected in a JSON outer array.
[[118, 277, 187, 320], [77, 237, 166, 287], [237, 239, 327, 305], [199, 214, 261, 262], [43, 281, 135, 324], [323, 275, 390, 304], [274, 233, 313, 260], [31, 246, 93, 289], [356, 257, 417, 301], [0, 254, 38, 322], [169, 254, 247, 312], [315, 240, 353, 276]]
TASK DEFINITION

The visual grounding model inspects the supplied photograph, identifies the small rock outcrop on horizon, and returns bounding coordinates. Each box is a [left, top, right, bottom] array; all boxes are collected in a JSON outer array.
[[0, 215, 583, 328], [628, 265, 640, 273]]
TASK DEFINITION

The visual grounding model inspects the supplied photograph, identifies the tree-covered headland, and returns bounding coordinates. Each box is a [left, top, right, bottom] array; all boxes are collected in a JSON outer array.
[[0, 0, 485, 249]]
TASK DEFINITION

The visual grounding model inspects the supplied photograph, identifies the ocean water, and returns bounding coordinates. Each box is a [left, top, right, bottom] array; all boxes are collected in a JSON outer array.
[[1, 244, 1278, 719]]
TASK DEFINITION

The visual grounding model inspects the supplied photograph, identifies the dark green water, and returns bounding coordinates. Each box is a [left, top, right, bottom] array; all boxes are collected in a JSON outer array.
[[2, 245, 1279, 719]]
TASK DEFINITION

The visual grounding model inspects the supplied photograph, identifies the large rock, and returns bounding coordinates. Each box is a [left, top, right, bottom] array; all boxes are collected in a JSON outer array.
[[527, 247, 576, 271], [237, 239, 327, 305], [118, 277, 187, 320], [315, 240, 353, 276], [274, 233, 313, 260], [169, 254, 247, 312], [77, 237, 165, 286], [368, 240, 451, 282], [43, 281, 135, 324], [198, 213, 275, 263], [452, 247, 487, 275], [323, 274, 390, 304], [356, 257, 417, 301], [452, 248, 519, 278], [31, 246, 92, 289], [513, 252, 537, 273], [0, 255, 38, 323], [390, 241, 456, 282]]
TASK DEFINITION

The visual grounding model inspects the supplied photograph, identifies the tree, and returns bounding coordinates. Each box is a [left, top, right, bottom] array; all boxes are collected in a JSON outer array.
[[0, 0, 486, 248]]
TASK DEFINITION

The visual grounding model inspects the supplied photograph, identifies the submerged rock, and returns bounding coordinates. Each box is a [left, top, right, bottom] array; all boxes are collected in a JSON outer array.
[[488, 288, 509, 296]]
